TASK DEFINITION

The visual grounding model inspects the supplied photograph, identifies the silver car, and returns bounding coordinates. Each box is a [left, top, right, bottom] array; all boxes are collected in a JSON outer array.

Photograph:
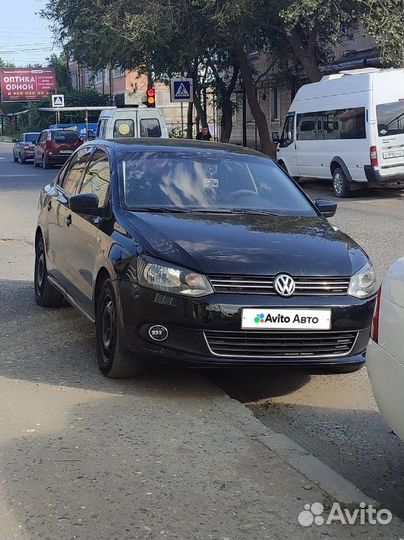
[[12, 132, 40, 163]]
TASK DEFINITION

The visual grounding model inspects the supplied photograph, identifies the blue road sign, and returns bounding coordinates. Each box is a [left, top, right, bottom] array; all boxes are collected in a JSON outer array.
[[170, 78, 193, 102]]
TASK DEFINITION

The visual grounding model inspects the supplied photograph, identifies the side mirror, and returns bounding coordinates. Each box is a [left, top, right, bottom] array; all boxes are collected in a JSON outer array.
[[272, 132, 279, 143], [69, 193, 103, 216], [315, 198, 337, 218]]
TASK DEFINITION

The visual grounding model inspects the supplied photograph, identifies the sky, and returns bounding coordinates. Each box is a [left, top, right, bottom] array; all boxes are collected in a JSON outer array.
[[0, 0, 60, 67]]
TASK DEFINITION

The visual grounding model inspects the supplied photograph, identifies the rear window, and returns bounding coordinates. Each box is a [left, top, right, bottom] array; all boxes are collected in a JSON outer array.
[[376, 101, 404, 136], [25, 133, 39, 143], [113, 119, 134, 138], [140, 118, 162, 137], [52, 131, 79, 143]]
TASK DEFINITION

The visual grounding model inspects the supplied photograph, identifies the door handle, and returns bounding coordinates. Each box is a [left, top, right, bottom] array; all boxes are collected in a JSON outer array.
[[47, 200, 52, 211], [66, 214, 72, 227]]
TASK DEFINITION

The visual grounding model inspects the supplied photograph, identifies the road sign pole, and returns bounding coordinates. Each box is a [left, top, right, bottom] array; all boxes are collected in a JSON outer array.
[[56, 110, 60, 124], [181, 102, 184, 137]]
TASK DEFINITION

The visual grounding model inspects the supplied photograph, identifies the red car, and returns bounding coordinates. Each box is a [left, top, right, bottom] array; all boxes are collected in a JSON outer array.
[[33, 129, 83, 168]]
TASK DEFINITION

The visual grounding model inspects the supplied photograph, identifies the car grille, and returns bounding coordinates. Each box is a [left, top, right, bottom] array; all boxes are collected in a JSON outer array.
[[208, 275, 351, 295], [204, 330, 358, 358]]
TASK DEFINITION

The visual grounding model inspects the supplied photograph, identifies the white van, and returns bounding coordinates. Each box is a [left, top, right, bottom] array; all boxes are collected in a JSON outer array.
[[275, 68, 404, 197], [97, 107, 169, 140]]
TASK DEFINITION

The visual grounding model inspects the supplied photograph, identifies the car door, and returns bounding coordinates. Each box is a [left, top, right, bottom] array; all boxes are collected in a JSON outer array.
[[46, 146, 94, 291], [63, 147, 113, 315], [276, 113, 296, 175], [35, 131, 47, 162]]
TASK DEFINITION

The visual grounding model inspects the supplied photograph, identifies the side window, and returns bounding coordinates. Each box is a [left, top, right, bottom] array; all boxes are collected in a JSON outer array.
[[97, 119, 107, 138], [323, 108, 366, 140], [113, 119, 134, 138], [61, 147, 93, 193], [79, 148, 111, 207], [297, 114, 320, 141], [140, 118, 162, 137], [280, 114, 295, 147]]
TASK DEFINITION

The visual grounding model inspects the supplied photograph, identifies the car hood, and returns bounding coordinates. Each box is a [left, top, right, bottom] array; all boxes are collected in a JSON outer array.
[[122, 211, 368, 276]]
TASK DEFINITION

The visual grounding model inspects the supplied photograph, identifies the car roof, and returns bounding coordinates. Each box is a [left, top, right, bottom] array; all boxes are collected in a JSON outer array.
[[87, 137, 268, 158]]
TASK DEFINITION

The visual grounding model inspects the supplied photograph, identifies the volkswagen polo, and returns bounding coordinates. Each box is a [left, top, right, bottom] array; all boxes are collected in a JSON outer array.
[[34, 139, 378, 377]]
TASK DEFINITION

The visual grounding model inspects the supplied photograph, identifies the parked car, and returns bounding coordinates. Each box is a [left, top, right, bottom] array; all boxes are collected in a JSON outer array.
[[34, 139, 378, 378], [12, 132, 40, 163], [274, 68, 404, 197], [97, 107, 169, 139], [33, 129, 83, 168], [367, 257, 404, 441]]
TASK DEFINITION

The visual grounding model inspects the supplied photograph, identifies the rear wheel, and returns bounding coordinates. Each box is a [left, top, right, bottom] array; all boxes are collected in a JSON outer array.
[[96, 278, 142, 378], [332, 167, 351, 198], [34, 237, 64, 307]]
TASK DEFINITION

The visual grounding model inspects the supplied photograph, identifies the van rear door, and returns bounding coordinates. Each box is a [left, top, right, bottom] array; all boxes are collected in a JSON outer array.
[[376, 100, 404, 169]]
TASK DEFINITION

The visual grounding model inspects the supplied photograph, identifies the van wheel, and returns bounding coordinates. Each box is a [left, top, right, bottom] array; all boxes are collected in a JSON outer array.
[[96, 279, 142, 378], [332, 168, 351, 198]]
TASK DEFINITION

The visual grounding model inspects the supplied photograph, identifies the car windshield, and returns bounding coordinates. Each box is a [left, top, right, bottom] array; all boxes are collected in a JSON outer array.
[[25, 133, 39, 143], [119, 151, 316, 216], [52, 131, 79, 143]]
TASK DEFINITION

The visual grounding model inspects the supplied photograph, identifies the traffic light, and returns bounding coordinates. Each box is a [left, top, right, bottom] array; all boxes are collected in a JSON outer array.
[[146, 88, 156, 107]]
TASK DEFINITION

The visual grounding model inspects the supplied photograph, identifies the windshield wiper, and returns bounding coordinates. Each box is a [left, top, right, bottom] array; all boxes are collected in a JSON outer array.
[[130, 207, 189, 213], [230, 208, 282, 216]]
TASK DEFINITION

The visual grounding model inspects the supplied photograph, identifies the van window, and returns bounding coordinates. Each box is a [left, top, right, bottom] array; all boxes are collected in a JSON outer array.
[[297, 114, 318, 140], [279, 114, 295, 147], [98, 119, 107, 138], [140, 118, 162, 137], [297, 108, 365, 141], [114, 119, 135, 137], [376, 101, 404, 136]]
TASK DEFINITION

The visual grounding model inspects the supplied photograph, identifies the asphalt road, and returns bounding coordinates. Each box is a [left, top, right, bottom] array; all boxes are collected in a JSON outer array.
[[211, 178, 404, 518], [0, 141, 403, 537]]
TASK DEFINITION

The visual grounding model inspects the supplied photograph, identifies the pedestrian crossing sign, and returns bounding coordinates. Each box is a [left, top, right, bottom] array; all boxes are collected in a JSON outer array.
[[170, 79, 193, 102], [52, 94, 65, 107]]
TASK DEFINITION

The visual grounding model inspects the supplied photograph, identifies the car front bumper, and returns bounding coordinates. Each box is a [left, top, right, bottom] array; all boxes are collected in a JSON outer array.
[[367, 339, 404, 441], [117, 280, 375, 367]]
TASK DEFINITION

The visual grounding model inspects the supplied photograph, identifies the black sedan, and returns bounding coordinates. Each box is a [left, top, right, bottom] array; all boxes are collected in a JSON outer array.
[[34, 139, 378, 377]]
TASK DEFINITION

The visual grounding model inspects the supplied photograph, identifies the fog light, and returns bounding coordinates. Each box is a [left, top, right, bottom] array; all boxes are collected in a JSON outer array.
[[148, 325, 169, 342]]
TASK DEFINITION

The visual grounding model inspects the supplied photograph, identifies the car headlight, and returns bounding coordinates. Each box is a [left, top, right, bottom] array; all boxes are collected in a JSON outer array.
[[137, 257, 213, 297], [348, 261, 377, 299]]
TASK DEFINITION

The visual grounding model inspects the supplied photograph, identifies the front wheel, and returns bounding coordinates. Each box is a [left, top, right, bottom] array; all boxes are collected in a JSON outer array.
[[332, 167, 351, 198], [96, 279, 142, 378], [34, 237, 64, 307]]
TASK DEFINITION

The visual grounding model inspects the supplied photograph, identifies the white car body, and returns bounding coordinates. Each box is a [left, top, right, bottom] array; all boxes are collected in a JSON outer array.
[[276, 68, 404, 195], [367, 257, 404, 441], [97, 107, 169, 139]]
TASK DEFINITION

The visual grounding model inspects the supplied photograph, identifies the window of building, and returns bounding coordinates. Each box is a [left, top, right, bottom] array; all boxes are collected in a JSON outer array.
[[95, 71, 104, 84], [271, 87, 280, 121], [112, 66, 125, 78]]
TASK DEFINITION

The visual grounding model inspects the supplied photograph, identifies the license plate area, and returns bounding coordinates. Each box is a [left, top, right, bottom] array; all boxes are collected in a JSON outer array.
[[242, 308, 332, 330], [382, 149, 404, 159]]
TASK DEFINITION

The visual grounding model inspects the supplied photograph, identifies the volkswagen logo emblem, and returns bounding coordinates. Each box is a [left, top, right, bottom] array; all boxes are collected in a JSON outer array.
[[274, 274, 296, 297]]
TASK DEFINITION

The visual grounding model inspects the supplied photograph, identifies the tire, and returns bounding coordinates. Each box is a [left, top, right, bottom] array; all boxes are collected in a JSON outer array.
[[34, 237, 64, 307], [332, 167, 351, 198], [320, 361, 365, 374], [278, 161, 288, 174], [96, 278, 142, 378]]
